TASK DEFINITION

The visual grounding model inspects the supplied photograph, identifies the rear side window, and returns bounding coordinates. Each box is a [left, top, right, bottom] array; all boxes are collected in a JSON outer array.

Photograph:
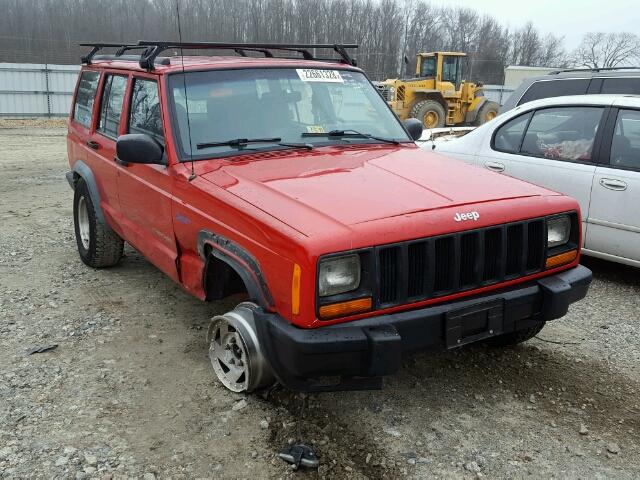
[[518, 79, 590, 106], [600, 78, 640, 95], [98, 75, 128, 138], [610, 109, 640, 170], [73, 71, 100, 128], [521, 107, 604, 161], [128, 79, 164, 143], [493, 112, 532, 153]]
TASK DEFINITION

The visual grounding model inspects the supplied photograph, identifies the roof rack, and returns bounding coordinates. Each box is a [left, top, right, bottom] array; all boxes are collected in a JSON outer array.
[[548, 66, 640, 75], [80, 41, 358, 70]]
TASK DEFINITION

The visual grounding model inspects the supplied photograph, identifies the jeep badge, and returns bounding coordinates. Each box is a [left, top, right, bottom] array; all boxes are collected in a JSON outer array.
[[454, 211, 480, 222]]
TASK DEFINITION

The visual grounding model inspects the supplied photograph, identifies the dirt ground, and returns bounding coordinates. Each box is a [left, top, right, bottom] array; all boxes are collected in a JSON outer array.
[[1, 122, 639, 479]]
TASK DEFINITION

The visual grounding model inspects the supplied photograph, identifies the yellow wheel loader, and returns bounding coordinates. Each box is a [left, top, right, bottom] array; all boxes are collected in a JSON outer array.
[[376, 52, 499, 129]]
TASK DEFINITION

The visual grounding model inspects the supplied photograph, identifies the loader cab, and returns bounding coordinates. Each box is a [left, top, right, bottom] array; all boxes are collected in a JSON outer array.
[[416, 52, 467, 90]]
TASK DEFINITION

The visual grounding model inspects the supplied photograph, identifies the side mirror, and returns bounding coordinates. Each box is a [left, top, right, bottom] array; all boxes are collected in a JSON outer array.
[[116, 134, 164, 165], [403, 118, 423, 141]]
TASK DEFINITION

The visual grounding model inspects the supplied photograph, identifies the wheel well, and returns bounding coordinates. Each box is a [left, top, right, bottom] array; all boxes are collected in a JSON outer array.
[[203, 246, 249, 301]]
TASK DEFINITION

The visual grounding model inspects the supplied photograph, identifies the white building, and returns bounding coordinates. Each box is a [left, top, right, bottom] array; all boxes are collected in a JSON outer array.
[[503, 65, 558, 88]]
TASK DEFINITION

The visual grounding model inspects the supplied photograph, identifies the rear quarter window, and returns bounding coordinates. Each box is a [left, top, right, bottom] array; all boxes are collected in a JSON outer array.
[[520, 107, 604, 161], [518, 79, 590, 106], [73, 71, 100, 128], [600, 77, 640, 95]]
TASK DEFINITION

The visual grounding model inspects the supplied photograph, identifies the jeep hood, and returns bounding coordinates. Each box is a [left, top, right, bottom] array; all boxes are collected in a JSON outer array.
[[198, 146, 556, 237]]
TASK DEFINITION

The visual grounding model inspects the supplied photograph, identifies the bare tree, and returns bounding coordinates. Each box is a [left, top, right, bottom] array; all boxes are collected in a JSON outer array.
[[0, 0, 567, 82], [572, 32, 640, 68]]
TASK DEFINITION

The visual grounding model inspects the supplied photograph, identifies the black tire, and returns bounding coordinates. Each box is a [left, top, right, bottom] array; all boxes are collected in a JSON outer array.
[[73, 178, 124, 268], [410, 99, 446, 129], [472, 100, 500, 126], [484, 322, 546, 347]]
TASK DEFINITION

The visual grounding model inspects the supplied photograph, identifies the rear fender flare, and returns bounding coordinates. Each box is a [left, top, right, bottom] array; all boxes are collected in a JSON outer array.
[[69, 160, 108, 226], [198, 231, 274, 309]]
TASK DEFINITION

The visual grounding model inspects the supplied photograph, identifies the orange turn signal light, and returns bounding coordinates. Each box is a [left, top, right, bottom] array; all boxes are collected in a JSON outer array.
[[291, 264, 301, 315], [319, 297, 372, 320], [545, 249, 578, 269]]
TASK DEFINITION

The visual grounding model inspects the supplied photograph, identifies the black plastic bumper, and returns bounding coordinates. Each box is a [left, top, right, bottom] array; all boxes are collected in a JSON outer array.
[[254, 265, 592, 392]]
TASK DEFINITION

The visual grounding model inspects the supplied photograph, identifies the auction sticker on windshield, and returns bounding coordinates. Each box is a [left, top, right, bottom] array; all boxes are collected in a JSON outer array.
[[296, 69, 344, 83]]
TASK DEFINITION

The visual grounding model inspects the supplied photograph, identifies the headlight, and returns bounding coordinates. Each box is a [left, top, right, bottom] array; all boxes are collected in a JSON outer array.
[[547, 215, 571, 248], [318, 254, 361, 297]]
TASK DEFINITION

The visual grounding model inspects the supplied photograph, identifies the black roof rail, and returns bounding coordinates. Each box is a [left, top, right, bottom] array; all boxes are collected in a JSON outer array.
[[548, 66, 640, 75], [79, 42, 141, 64], [80, 41, 358, 70]]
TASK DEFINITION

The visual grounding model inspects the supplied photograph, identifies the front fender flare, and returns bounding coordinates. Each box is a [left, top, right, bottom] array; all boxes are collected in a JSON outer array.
[[465, 97, 487, 123], [198, 231, 274, 309]]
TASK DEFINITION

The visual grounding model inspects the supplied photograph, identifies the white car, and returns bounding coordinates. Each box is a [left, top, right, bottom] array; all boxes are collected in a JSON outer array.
[[428, 94, 640, 267]]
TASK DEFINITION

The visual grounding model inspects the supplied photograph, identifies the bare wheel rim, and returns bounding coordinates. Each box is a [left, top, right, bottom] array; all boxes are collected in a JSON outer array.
[[485, 110, 497, 121], [424, 110, 439, 128], [209, 318, 250, 392], [77, 196, 90, 250]]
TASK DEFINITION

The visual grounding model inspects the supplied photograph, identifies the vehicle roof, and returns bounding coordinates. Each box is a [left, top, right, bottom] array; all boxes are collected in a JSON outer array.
[[510, 69, 640, 89], [545, 68, 640, 78], [508, 93, 640, 112], [500, 68, 640, 113], [84, 55, 362, 74]]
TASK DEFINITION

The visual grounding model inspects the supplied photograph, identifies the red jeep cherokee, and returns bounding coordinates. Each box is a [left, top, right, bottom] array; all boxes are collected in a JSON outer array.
[[66, 42, 592, 393]]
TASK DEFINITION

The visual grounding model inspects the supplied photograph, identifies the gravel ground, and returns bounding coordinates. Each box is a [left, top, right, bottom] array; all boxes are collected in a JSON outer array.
[[1, 123, 639, 479]]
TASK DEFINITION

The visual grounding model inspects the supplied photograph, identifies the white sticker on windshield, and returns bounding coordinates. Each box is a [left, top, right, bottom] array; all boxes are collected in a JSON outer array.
[[296, 69, 344, 83]]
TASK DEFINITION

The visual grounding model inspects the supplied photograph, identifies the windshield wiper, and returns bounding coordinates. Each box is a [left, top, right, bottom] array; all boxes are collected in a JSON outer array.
[[301, 129, 400, 145], [196, 137, 313, 150]]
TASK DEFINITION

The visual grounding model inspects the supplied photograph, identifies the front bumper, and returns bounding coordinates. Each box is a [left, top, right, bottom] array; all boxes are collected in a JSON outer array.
[[254, 265, 592, 392]]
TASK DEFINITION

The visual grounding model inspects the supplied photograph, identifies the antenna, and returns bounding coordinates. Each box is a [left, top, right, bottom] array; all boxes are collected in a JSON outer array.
[[175, 0, 196, 181]]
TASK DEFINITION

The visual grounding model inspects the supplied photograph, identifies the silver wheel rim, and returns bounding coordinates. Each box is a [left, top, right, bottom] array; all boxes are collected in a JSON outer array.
[[209, 318, 250, 392], [77, 196, 90, 250]]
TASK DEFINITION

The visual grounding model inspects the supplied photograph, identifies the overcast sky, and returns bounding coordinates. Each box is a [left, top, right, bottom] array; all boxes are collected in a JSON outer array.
[[432, 0, 639, 50]]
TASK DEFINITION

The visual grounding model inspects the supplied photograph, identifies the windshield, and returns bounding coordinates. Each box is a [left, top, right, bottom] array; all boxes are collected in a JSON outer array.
[[169, 68, 410, 159], [442, 56, 462, 86]]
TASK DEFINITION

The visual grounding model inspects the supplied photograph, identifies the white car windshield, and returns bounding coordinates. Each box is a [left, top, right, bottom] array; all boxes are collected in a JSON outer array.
[[169, 68, 411, 159]]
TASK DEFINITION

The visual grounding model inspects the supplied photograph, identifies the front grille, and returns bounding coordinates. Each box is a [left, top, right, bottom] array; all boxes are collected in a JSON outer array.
[[375, 84, 391, 101], [376, 218, 546, 307]]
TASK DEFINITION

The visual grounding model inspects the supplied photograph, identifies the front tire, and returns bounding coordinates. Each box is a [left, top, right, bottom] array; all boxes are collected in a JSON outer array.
[[484, 322, 546, 347], [410, 100, 446, 129], [473, 101, 499, 126], [73, 178, 124, 268], [207, 303, 274, 393]]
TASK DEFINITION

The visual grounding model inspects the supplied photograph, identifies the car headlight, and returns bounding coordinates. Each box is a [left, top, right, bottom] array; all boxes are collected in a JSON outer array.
[[547, 215, 571, 248], [318, 254, 361, 297]]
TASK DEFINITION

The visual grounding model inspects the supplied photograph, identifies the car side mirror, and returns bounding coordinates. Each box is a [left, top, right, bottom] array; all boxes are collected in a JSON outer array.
[[403, 118, 423, 141], [116, 134, 164, 165]]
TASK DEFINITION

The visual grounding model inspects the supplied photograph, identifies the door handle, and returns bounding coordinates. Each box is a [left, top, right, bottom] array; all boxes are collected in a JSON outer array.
[[485, 161, 505, 172], [86, 140, 100, 150], [599, 178, 627, 191]]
